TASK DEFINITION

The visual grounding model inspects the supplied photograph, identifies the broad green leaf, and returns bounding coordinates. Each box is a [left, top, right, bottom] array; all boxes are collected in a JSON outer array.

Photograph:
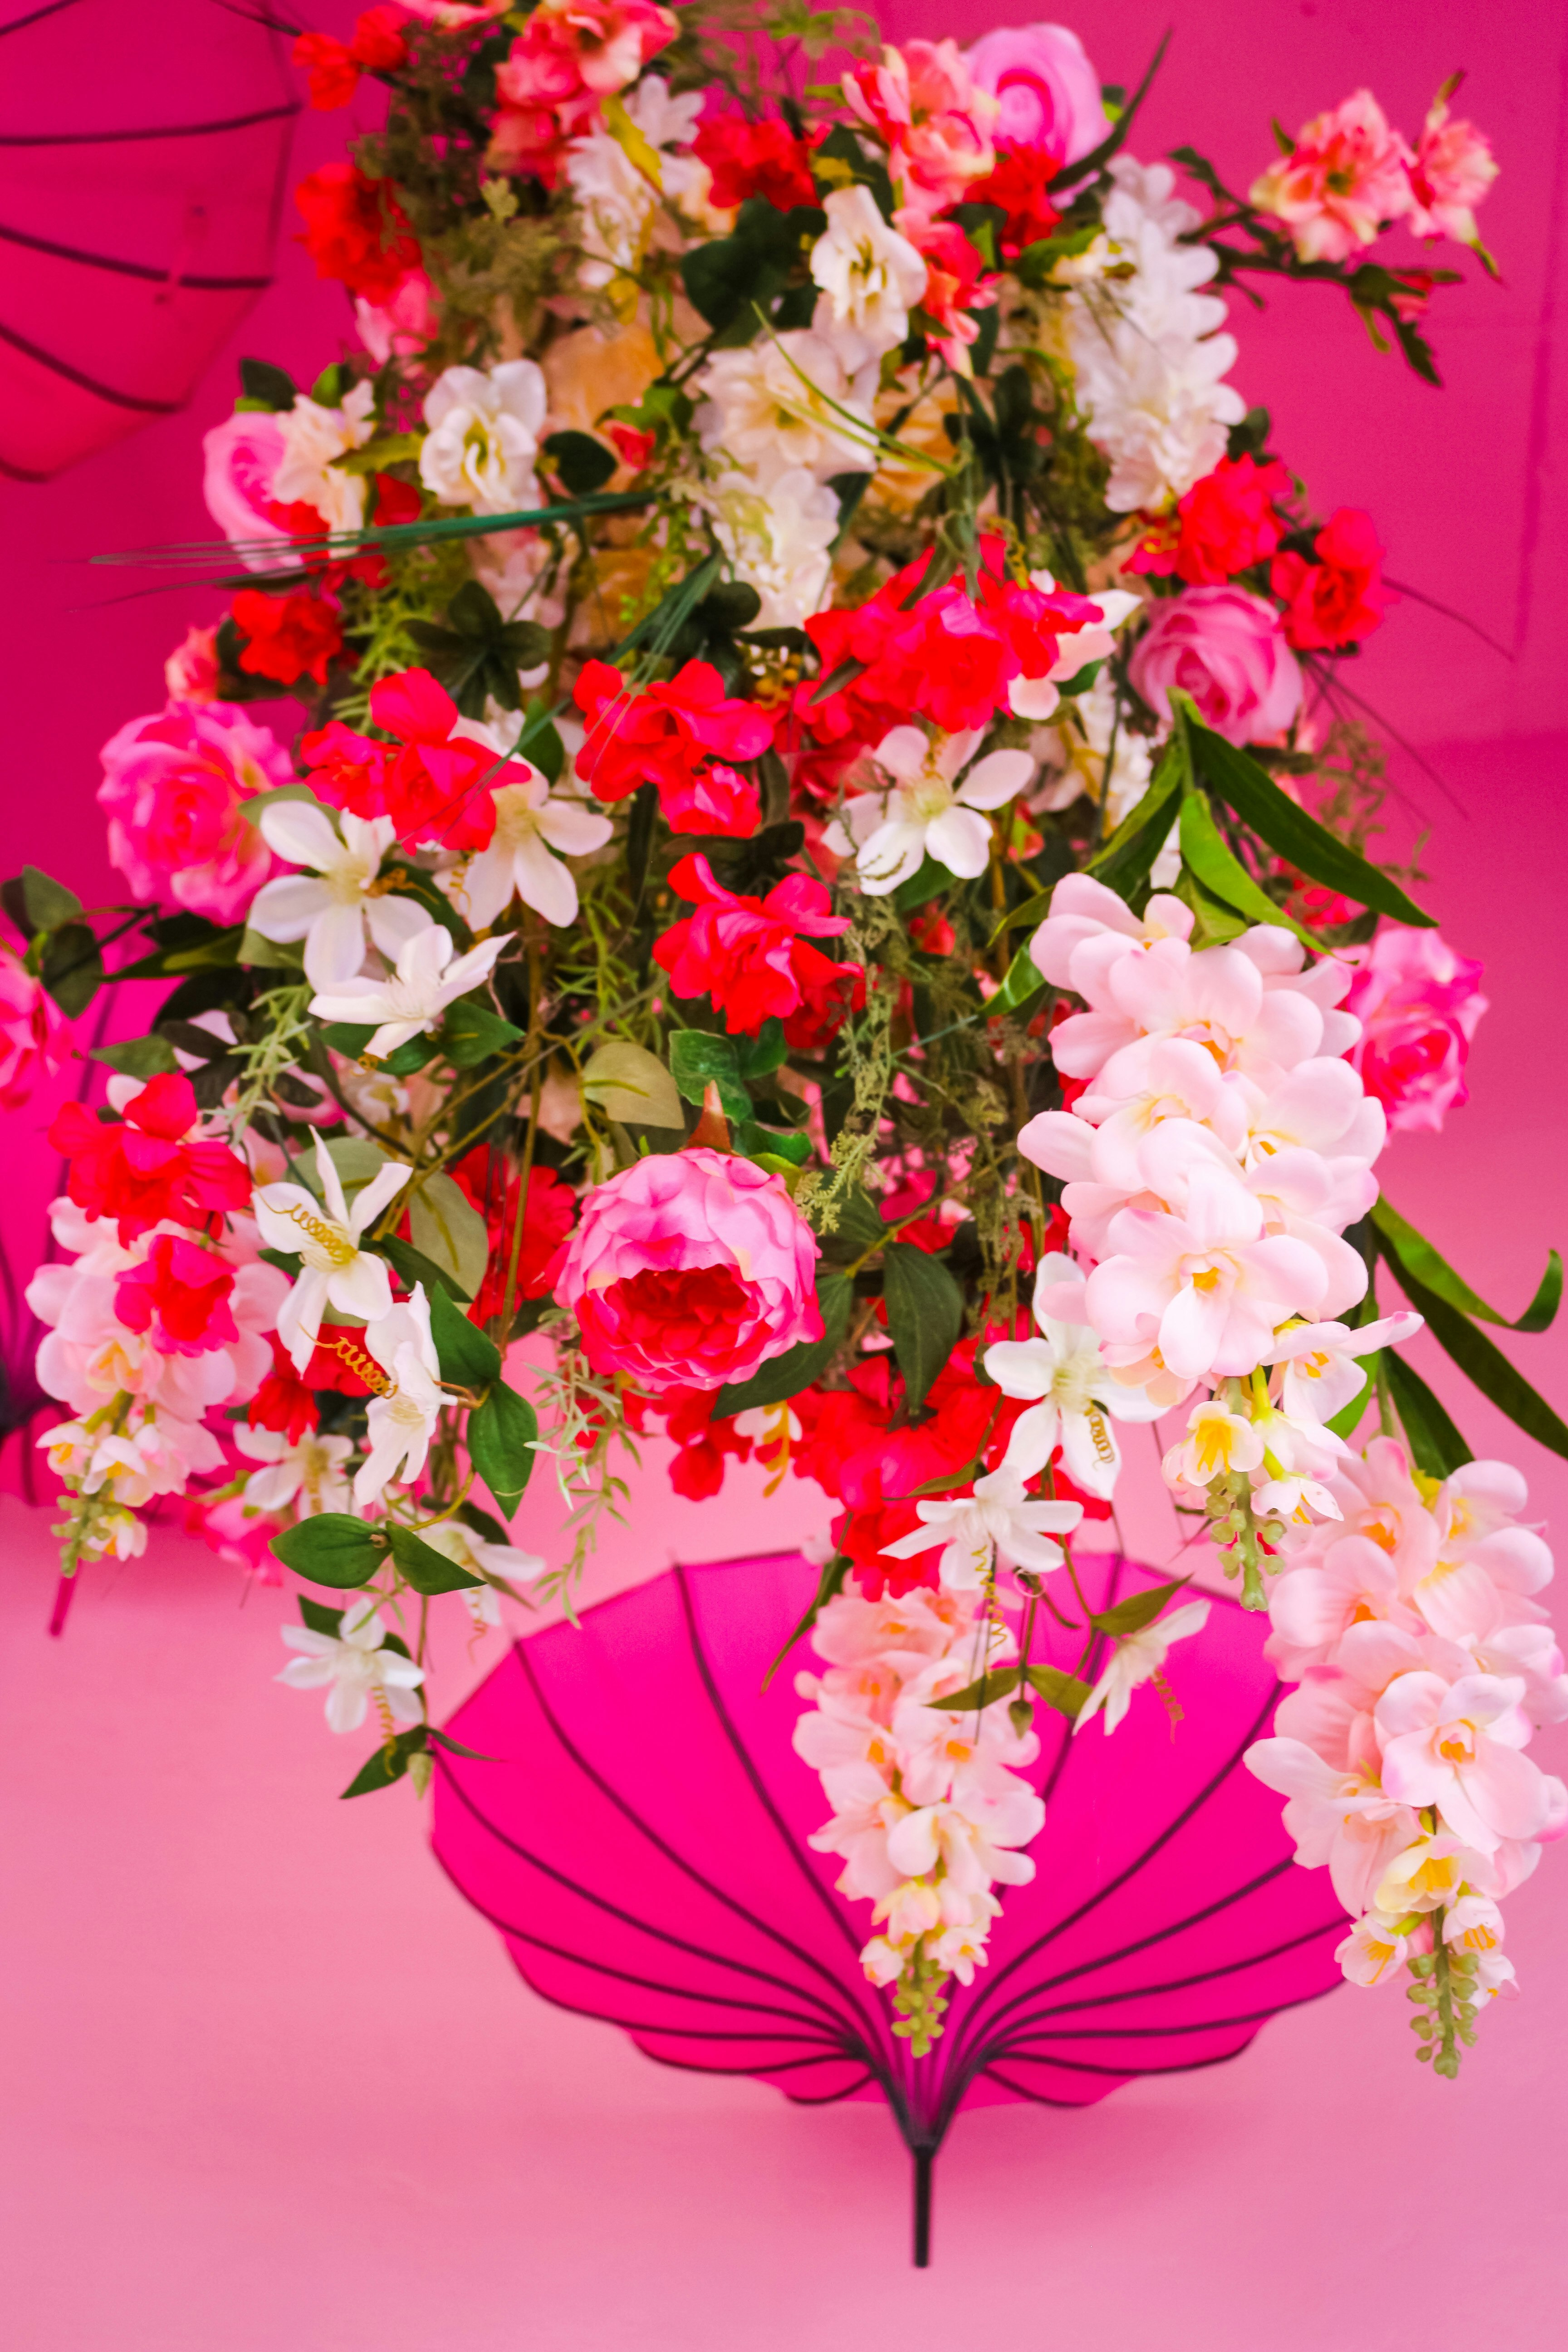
[[441, 996, 524, 1068], [429, 1283, 500, 1387], [238, 355, 295, 411], [468, 1378, 539, 1518], [375, 1232, 472, 1305], [883, 1242, 963, 1415], [1171, 866, 1249, 945], [1177, 785, 1319, 948], [341, 1726, 426, 1799], [1388, 1266, 1568, 1464], [1383, 1348, 1473, 1478], [669, 1029, 750, 1121], [763, 1553, 851, 1689], [1089, 1577, 1191, 1638], [19, 865, 82, 930], [1372, 1199, 1562, 1334], [1325, 1359, 1381, 1440], [543, 428, 617, 495], [408, 1171, 490, 1303], [580, 1039, 683, 1129], [320, 1021, 378, 1060], [425, 1725, 497, 1761], [715, 1269, 851, 1414], [988, 942, 1048, 1018], [387, 1523, 486, 1594], [1084, 736, 1184, 902], [931, 1666, 1022, 1712], [270, 1514, 387, 1588], [987, 884, 1057, 947], [297, 1596, 345, 1637], [91, 1034, 181, 1079], [1024, 1661, 1093, 1718], [39, 922, 104, 1016], [1183, 704, 1436, 928]]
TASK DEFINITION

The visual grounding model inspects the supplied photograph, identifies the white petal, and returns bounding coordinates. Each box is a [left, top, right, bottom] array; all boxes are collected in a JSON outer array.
[[260, 800, 343, 870], [248, 874, 331, 944], [869, 725, 929, 781], [957, 749, 1034, 810], [328, 1250, 394, 1324], [349, 1157, 413, 1236], [1009, 675, 1060, 721], [513, 833, 579, 927], [303, 901, 369, 990], [854, 819, 926, 893], [366, 894, 436, 962], [924, 805, 993, 878], [536, 800, 615, 857]]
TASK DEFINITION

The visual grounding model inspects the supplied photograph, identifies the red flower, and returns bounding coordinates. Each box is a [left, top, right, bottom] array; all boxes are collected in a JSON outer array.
[[607, 422, 656, 473], [115, 1234, 239, 1357], [781, 954, 866, 1053], [1270, 507, 1392, 650], [1130, 455, 1292, 588], [294, 7, 408, 109], [573, 658, 774, 810], [660, 760, 760, 838], [294, 162, 421, 304], [301, 719, 390, 818], [692, 113, 818, 212], [230, 589, 345, 688], [655, 1383, 752, 1500], [367, 666, 519, 850], [967, 139, 1063, 256], [49, 1073, 252, 1245], [247, 1335, 319, 1443], [653, 852, 856, 1036], [449, 1147, 577, 1323]]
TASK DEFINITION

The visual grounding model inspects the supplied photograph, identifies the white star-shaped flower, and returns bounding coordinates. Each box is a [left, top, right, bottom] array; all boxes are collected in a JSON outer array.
[[826, 725, 1034, 895], [880, 1465, 1083, 1592], [248, 800, 434, 988], [252, 1143, 411, 1374], [984, 1254, 1165, 1498], [309, 924, 507, 1059]]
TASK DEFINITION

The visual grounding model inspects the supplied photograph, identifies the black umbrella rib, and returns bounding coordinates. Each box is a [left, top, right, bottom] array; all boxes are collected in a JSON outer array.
[[0, 0, 85, 34], [637, 2047, 874, 2091], [991, 1914, 1348, 2032], [0, 102, 299, 144], [0, 217, 272, 287], [0, 314, 181, 409]]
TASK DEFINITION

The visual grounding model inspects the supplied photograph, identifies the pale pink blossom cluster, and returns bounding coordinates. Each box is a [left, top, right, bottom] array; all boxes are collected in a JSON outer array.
[[1251, 81, 1498, 266], [1245, 1443, 1567, 2024], [796, 1585, 1044, 1999]]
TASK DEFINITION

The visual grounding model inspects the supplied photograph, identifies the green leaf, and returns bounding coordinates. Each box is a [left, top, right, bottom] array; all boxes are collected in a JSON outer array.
[[1325, 1360, 1381, 1440], [580, 1039, 683, 1129], [762, 1552, 851, 1689], [321, 1021, 378, 1060], [891, 854, 953, 916], [735, 1122, 813, 1168], [669, 1029, 750, 1122], [1387, 1266, 1568, 1465], [1383, 1349, 1474, 1477], [468, 1378, 539, 1518], [988, 884, 1058, 946], [297, 1596, 345, 1637], [716, 1268, 852, 1414], [238, 356, 296, 411], [1089, 1576, 1191, 1638], [1084, 737, 1184, 902], [407, 1171, 490, 1303], [1024, 1661, 1093, 1718], [988, 942, 1048, 1019], [429, 1282, 500, 1387], [387, 1523, 486, 1594], [270, 1514, 387, 1588], [931, 1665, 1023, 1712], [883, 1243, 964, 1415], [18, 865, 83, 930], [543, 429, 617, 495], [441, 995, 524, 1068], [341, 1726, 426, 1799], [309, 361, 356, 408], [1171, 866, 1250, 946], [1182, 705, 1436, 928], [1177, 785, 1319, 949], [425, 1725, 497, 1761], [90, 1033, 181, 1079], [39, 922, 104, 1016], [375, 1232, 472, 1305], [1372, 1199, 1562, 1334]]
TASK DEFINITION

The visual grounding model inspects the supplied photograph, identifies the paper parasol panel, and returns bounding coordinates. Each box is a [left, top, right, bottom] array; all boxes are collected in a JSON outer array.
[[432, 1549, 1346, 2264], [0, 0, 298, 480]]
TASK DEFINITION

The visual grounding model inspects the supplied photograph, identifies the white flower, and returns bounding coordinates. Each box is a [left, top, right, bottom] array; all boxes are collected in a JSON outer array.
[[565, 78, 706, 289], [1263, 1313, 1424, 1424], [277, 1594, 426, 1735], [881, 1465, 1084, 1592], [247, 802, 435, 989], [415, 1518, 546, 1628], [696, 328, 878, 478], [706, 458, 841, 631], [252, 1143, 412, 1374], [274, 381, 376, 532], [983, 1254, 1165, 1499], [1073, 1597, 1211, 1735], [308, 924, 508, 1060], [234, 1422, 354, 1517], [442, 715, 613, 928], [420, 360, 549, 516], [809, 184, 928, 356], [826, 725, 1034, 894], [355, 1287, 445, 1505]]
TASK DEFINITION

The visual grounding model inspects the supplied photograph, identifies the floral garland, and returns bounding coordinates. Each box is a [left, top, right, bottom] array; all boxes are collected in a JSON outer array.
[[7, 3, 1561, 2081]]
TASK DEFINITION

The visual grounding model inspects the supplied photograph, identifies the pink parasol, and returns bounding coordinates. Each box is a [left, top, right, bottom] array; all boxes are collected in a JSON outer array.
[[432, 1549, 1347, 2264], [0, 0, 298, 481]]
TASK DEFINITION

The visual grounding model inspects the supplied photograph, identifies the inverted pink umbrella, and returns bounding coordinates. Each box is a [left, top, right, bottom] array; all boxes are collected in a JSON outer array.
[[0, 0, 298, 480], [432, 1549, 1346, 2264]]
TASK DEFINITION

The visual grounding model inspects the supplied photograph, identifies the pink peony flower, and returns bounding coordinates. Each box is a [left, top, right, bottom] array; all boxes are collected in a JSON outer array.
[[164, 624, 220, 704], [98, 701, 293, 922], [963, 22, 1109, 167], [1343, 925, 1487, 1133], [844, 40, 999, 216], [1129, 585, 1303, 746], [1250, 89, 1413, 264], [554, 1147, 822, 1390], [1407, 79, 1499, 249], [354, 267, 439, 368], [201, 410, 293, 572], [0, 941, 72, 1110]]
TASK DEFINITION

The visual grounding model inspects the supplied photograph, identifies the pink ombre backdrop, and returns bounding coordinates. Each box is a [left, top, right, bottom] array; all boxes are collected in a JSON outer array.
[[3, 3, 1568, 2343]]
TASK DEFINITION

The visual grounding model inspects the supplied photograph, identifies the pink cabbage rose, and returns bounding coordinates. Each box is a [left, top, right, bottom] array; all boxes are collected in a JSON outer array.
[[99, 701, 293, 922], [354, 267, 439, 368], [1343, 925, 1487, 1133], [1129, 585, 1302, 746], [164, 624, 220, 704], [1250, 89, 1413, 263], [0, 943, 72, 1110], [844, 41, 999, 215], [964, 22, 1109, 166], [554, 1146, 822, 1389], [1407, 81, 1499, 249], [202, 409, 295, 572]]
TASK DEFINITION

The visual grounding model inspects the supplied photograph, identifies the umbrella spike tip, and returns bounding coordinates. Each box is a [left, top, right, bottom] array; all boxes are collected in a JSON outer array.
[[911, 2143, 934, 2269]]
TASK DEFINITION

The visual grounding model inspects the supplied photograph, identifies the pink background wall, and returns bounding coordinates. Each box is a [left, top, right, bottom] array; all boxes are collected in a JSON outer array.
[[4, 3, 1568, 2343]]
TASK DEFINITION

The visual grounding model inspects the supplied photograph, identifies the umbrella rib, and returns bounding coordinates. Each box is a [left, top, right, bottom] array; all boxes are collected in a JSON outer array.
[[637, 2048, 875, 2095], [0, 0, 84, 34], [0, 217, 272, 289], [0, 313, 182, 411], [512, 1643, 887, 2046], [985, 1915, 1348, 2035], [435, 1749, 866, 2041], [0, 101, 300, 146]]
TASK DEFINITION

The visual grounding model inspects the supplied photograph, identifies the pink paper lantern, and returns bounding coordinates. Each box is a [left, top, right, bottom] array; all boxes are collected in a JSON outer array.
[[432, 1549, 1346, 2264], [0, 0, 298, 480]]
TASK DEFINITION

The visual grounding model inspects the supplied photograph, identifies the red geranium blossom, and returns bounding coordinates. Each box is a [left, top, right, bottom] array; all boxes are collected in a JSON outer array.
[[1131, 455, 1293, 587], [653, 852, 857, 1037], [49, 1073, 252, 1245], [364, 667, 530, 851], [656, 1383, 753, 1500], [115, 1234, 239, 1357], [1270, 506, 1392, 649], [660, 760, 760, 838], [573, 658, 774, 810], [449, 1147, 577, 1323], [294, 162, 421, 304], [294, 8, 410, 110], [692, 113, 818, 213], [967, 139, 1063, 257], [230, 589, 345, 688], [247, 1334, 321, 1442]]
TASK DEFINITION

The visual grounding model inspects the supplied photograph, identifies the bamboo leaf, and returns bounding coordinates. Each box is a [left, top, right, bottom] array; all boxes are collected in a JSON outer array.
[[1084, 736, 1183, 902], [1372, 1199, 1561, 1334], [1177, 784, 1319, 949], [1089, 1576, 1191, 1638], [1383, 1349, 1473, 1477], [1389, 1266, 1568, 1464], [929, 1666, 1022, 1712]]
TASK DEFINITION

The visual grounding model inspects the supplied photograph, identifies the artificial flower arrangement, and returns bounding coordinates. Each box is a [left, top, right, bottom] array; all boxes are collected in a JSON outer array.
[[7, 0, 1562, 2083]]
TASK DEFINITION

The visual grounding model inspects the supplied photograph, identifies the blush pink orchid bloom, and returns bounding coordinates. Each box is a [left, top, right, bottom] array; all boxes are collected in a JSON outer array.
[[1264, 1312, 1423, 1425], [1027, 871, 1193, 994], [1374, 1670, 1551, 1853], [1243, 1737, 1422, 1915]]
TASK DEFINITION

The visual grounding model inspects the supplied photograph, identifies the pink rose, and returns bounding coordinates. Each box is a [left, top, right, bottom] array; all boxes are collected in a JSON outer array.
[[201, 410, 292, 573], [845, 40, 999, 214], [964, 22, 1109, 167], [1344, 926, 1487, 1134], [1407, 82, 1498, 249], [1250, 89, 1413, 264], [554, 1146, 822, 1390], [1130, 586, 1303, 746], [353, 268, 439, 368], [164, 624, 220, 705], [98, 701, 294, 923], [0, 943, 72, 1111]]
